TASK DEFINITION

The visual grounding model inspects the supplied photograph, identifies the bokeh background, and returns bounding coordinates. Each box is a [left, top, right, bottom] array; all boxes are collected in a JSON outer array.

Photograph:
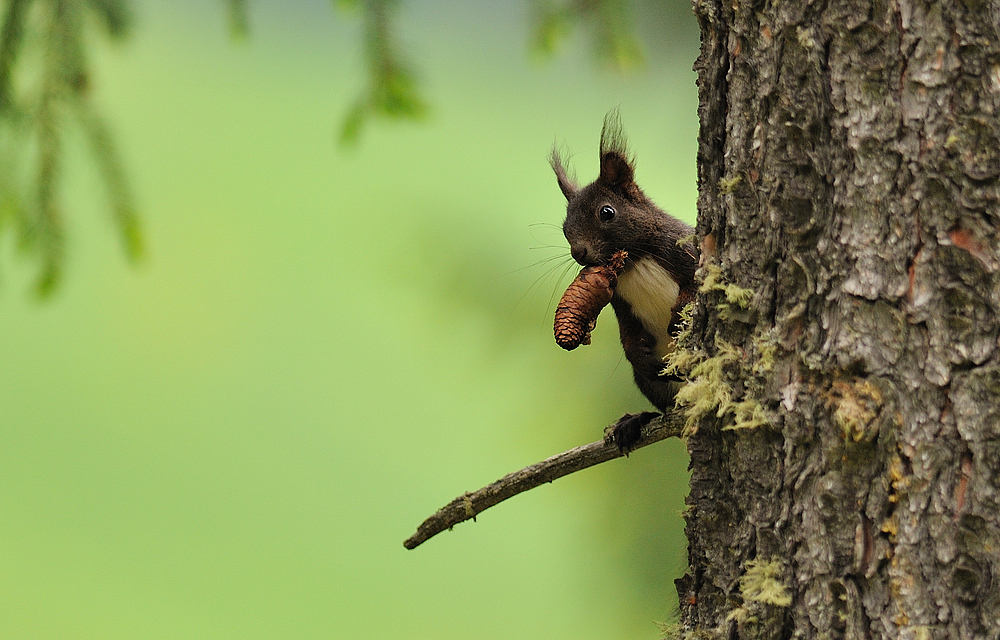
[[0, 1, 700, 638]]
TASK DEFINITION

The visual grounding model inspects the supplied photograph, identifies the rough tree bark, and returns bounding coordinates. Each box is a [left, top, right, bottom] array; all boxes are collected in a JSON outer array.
[[676, 1, 1000, 639]]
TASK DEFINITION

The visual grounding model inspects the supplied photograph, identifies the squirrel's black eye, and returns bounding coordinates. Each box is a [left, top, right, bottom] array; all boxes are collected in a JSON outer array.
[[599, 205, 616, 222]]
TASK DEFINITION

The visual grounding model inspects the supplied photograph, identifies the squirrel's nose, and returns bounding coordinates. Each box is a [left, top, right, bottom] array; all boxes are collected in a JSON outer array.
[[570, 243, 593, 265]]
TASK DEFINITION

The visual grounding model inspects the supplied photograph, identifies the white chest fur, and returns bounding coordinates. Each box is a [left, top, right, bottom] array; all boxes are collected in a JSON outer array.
[[615, 257, 680, 361]]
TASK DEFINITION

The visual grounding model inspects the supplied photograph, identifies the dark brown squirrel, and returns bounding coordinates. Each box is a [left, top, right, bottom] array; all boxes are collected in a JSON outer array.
[[551, 110, 698, 450]]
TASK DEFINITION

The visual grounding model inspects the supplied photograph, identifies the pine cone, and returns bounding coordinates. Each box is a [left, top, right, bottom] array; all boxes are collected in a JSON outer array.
[[554, 250, 627, 350]]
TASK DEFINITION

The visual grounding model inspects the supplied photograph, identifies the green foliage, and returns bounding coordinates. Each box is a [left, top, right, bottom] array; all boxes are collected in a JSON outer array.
[[85, 0, 132, 39], [77, 99, 143, 260], [336, 0, 428, 146], [0, 0, 140, 297], [531, 0, 644, 71], [0, 0, 651, 294], [0, 0, 434, 295], [532, 5, 572, 57], [0, 0, 32, 115], [226, 0, 248, 40]]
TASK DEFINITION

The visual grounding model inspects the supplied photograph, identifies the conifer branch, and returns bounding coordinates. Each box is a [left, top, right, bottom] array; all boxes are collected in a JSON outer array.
[[338, 0, 427, 145], [33, 0, 69, 295], [76, 98, 143, 261], [226, 0, 248, 40], [403, 411, 684, 550], [85, 0, 132, 40], [0, 0, 31, 114], [531, 0, 644, 71], [0, 0, 141, 295]]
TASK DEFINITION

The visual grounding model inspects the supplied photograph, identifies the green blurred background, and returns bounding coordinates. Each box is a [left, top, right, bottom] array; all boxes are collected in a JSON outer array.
[[0, 1, 700, 637]]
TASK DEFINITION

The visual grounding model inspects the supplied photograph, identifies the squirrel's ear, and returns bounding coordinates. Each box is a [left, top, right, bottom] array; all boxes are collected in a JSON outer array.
[[598, 151, 635, 192], [597, 108, 640, 197], [550, 149, 578, 201]]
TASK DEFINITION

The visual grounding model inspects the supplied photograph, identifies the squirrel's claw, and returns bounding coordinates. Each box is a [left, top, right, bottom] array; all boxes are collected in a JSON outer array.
[[604, 411, 660, 454]]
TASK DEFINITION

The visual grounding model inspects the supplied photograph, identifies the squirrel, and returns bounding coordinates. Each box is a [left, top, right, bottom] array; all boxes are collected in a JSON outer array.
[[551, 110, 698, 450]]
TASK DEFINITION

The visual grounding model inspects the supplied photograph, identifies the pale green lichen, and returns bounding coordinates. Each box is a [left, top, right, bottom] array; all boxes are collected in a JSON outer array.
[[831, 379, 883, 442], [698, 263, 724, 294], [912, 626, 932, 640], [677, 233, 696, 247], [751, 330, 778, 375], [699, 263, 753, 318], [663, 283, 773, 433], [461, 493, 476, 521], [723, 285, 753, 308], [656, 621, 681, 640], [664, 315, 772, 434], [795, 26, 817, 49], [716, 302, 739, 321], [739, 558, 792, 607], [724, 606, 750, 624], [663, 304, 698, 377], [674, 302, 694, 342], [657, 622, 722, 640], [725, 399, 768, 431], [718, 175, 742, 194], [670, 336, 741, 434]]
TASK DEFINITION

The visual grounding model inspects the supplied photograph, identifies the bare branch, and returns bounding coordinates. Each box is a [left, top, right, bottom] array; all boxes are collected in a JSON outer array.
[[403, 411, 684, 550]]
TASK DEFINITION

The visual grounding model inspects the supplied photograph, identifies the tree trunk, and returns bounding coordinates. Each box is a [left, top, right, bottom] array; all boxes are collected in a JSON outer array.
[[677, 1, 1000, 639]]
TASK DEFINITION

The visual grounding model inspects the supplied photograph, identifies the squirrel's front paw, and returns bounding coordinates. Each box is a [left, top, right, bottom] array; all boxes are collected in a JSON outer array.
[[604, 411, 660, 454]]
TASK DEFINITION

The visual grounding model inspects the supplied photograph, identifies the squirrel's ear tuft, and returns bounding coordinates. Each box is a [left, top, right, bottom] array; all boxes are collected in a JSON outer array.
[[550, 147, 578, 201], [597, 108, 639, 196], [599, 108, 629, 158]]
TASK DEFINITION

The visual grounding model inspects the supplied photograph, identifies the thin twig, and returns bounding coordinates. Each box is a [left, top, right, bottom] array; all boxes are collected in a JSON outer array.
[[403, 411, 684, 549]]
